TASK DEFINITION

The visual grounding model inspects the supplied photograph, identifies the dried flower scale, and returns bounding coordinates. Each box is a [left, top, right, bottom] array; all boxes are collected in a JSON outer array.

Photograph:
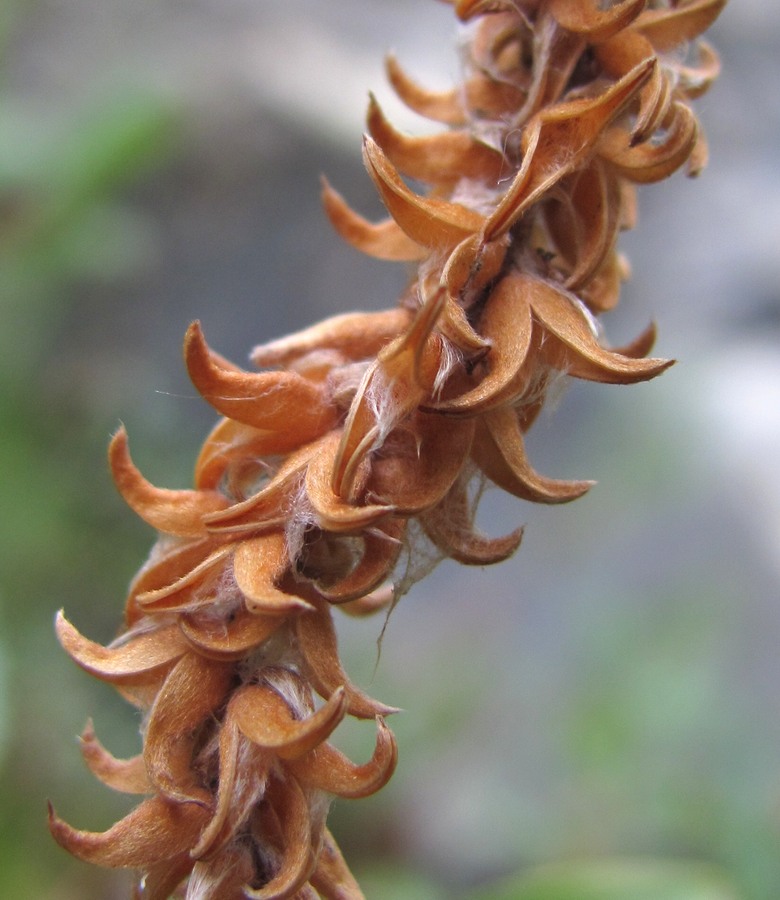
[[50, 1, 726, 897]]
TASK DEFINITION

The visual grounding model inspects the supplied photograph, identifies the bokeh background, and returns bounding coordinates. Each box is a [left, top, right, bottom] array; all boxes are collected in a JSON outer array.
[[1, 1, 778, 897]]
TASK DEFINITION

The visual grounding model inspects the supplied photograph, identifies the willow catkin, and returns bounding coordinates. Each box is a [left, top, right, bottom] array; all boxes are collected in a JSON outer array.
[[50, 2, 726, 897]]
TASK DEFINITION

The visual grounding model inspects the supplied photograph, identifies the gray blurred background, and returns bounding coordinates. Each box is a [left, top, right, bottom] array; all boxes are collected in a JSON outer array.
[[1, 1, 778, 897]]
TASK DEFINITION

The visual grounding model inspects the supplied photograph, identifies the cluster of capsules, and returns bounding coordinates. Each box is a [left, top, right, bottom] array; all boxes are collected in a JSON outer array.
[[50, 1, 725, 897]]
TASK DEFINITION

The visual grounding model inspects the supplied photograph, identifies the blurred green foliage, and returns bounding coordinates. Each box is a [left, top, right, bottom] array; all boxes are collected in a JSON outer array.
[[0, 5, 178, 890], [466, 858, 740, 900]]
